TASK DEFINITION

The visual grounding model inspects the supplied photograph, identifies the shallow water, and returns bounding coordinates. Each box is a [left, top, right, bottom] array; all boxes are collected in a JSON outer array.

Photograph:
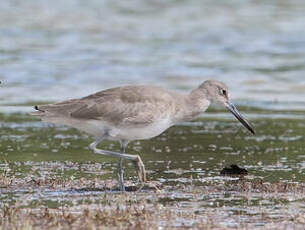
[[1, 111, 304, 181], [0, 113, 304, 192]]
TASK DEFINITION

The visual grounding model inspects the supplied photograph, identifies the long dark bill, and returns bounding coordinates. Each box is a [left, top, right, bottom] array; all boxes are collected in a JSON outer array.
[[226, 102, 255, 135]]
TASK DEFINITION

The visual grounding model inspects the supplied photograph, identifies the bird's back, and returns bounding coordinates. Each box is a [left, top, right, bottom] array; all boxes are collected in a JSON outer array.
[[31, 85, 180, 128]]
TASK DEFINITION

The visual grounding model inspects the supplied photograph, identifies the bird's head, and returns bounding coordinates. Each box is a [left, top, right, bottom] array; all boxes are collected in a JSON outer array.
[[199, 80, 255, 135]]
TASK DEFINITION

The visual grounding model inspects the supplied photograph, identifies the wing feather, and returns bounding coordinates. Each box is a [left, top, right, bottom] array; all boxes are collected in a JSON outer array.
[[34, 86, 176, 127]]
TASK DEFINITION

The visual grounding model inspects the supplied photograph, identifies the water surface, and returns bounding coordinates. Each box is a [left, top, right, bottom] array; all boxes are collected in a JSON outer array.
[[0, 0, 305, 111]]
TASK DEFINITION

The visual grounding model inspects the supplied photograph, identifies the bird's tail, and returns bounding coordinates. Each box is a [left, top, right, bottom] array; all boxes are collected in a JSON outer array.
[[29, 105, 45, 116]]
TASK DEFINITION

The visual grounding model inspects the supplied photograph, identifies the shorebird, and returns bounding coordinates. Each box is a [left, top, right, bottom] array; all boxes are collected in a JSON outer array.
[[30, 80, 255, 191]]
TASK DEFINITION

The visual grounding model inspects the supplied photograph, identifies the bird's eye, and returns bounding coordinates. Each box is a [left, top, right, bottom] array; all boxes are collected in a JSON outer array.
[[221, 89, 227, 96]]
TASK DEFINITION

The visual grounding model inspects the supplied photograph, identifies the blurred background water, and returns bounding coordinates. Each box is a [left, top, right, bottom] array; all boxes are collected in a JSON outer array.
[[0, 0, 305, 112]]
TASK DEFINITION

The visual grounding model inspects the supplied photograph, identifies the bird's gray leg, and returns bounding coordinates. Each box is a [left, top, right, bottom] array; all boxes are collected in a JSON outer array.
[[89, 138, 146, 188], [118, 156, 124, 191], [117, 140, 128, 192], [89, 138, 139, 160]]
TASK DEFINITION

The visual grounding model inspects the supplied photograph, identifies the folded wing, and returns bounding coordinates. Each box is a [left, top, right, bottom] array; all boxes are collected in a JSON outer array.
[[31, 86, 176, 128]]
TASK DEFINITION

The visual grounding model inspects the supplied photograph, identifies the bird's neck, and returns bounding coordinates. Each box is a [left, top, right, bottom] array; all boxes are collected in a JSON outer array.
[[173, 89, 210, 123]]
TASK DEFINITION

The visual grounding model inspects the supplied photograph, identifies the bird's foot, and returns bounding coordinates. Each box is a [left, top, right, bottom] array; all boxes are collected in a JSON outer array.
[[133, 155, 146, 183], [135, 181, 162, 192], [119, 183, 125, 192]]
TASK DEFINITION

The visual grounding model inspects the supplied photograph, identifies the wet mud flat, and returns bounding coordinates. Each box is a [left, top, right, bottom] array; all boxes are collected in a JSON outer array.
[[0, 112, 305, 229], [0, 171, 304, 230]]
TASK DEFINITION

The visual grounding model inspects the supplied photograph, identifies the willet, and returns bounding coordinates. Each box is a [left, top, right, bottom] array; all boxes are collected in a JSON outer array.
[[30, 80, 255, 191]]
